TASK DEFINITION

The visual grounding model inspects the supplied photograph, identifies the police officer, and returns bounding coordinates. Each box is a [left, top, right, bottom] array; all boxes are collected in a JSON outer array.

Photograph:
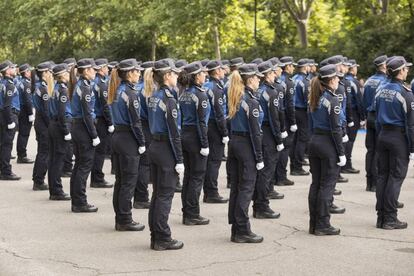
[[178, 61, 211, 226], [203, 60, 229, 204], [363, 55, 388, 192], [275, 56, 297, 186], [227, 63, 264, 243], [291, 59, 311, 176], [90, 58, 114, 188], [252, 61, 284, 219], [70, 58, 100, 213], [343, 59, 365, 174], [16, 64, 35, 164], [308, 64, 345, 236], [32, 62, 53, 189], [145, 58, 184, 250], [109, 58, 146, 231], [0, 60, 21, 180], [374, 56, 413, 230], [47, 63, 72, 200]]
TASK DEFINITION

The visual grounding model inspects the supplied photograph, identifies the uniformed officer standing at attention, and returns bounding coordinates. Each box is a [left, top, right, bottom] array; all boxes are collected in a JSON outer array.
[[363, 55, 388, 192], [90, 58, 114, 188], [203, 60, 229, 204], [0, 60, 21, 180], [109, 58, 146, 231], [374, 56, 413, 230], [227, 63, 264, 243], [145, 58, 184, 250], [252, 61, 284, 219], [47, 63, 72, 201], [69, 58, 100, 213], [32, 62, 53, 189], [308, 64, 345, 236], [16, 63, 35, 164], [178, 61, 211, 226]]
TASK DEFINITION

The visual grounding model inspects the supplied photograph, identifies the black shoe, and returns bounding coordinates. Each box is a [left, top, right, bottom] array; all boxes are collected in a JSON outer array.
[[329, 204, 346, 214], [151, 239, 184, 251], [341, 167, 360, 174], [203, 194, 228, 204], [71, 204, 98, 213], [133, 201, 150, 209], [314, 226, 340, 236], [115, 221, 145, 231], [333, 189, 342, 196], [290, 169, 310, 176], [253, 209, 281, 219], [175, 183, 182, 193], [376, 217, 383, 229], [17, 157, 34, 164], [299, 159, 309, 166], [231, 232, 264, 243], [382, 219, 408, 230], [49, 193, 71, 201], [267, 190, 284, 200], [397, 201, 404, 209], [33, 182, 49, 191], [61, 171, 72, 178], [183, 215, 210, 225], [275, 179, 295, 186], [90, 181, 113, 188], [0, 173, 21, 181], [337, 175, 348, 183]]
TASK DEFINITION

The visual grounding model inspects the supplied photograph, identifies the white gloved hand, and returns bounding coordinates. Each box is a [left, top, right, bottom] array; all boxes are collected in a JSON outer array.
[[410, 153, 414, 160], [360, 120, 366, 127], [175, 163, 185, 174], [200, 147, 210, 156], [108, 125, 115, 133], [337, 155, 346, 167], [92, 137, 101, 147], [222, 136, 230, 144], [290, 124, 298, 132], [342, 134, 349, 143], [281, 131, 288, 139], [256, 162, 265, 170], [28, 114, 35, 122], [64, 133, 72, 141], [138, 146, 146, 154], [7, 122, 16, 129], [347, 121, 355, 127], [277, 144, 285, 152]]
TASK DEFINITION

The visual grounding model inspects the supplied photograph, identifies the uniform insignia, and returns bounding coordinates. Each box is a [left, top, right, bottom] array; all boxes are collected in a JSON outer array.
[[7, 90, 13, 97], [103, 91, 108, 98], [61, 83, 67, 89], [41, 81, 47, 86], [26, 88, 31, 93], [7, 79, 13, 84], [279, 91, 284, 99], [334, 105, 341, 115], [83, 79, 90, 87], [252, 108, 259, 118], [411, 102, 414, 111], [289, 88, 294, 95], [133, 99, 139, 109], [61, 95, 67, 103], [274, 98, 279, 107], [337, 94, 344, 102], [201, 100, 208, 109], [85, 94, 92, 102], [165, 89, 174, 98], [172, 109, 178, 118], [218, 98, 224, 105], [24, 78, 30, 83], [42, 93, 49, 101]]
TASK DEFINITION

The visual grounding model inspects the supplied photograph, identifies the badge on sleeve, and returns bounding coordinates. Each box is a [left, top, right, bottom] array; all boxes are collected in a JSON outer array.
[[172, 109, 178, 118], [85, 94, 91, 102], [337, 94, 344, 102], [411, 102, 414, 111], [7, 90, 13, 97], [42, 93, 49, 101], [103, 91, 108, 98], [274, 99, 279, 107], [252, 108, 259, 118], [61, 95, 67, 103], [26, 88, 31, 94], [201, 100, 208, 109], [133, 100, 139, 109], [289, 88, 294, 95], [279, 92, 284, 99], [334, 106, 341, 115], [218, 98, 223, 105]]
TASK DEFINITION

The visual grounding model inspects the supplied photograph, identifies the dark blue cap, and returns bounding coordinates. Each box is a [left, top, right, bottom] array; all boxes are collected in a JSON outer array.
[[280, 56, 297, 66], [251, 58, 263, 65], [94, 58, 108, 69], [154, 58, 181, 73], [327, 55, 344, 66], [0, 60, 17, 72], [18, 63, 32, 73], [258, 61, 275, 74], [319, 58, 329, 67], [118, 59, 143, 71], [230, 57, 244, 67], [386, 56, 413, 72], [52, 63, 69, 75], [267, 57, 283, 67], [319, 64, 341, 79], [108, 61, 119, 69], [77, 58, 96, 69], [63, 58, 76, 66], [200, 59, 210, 67], [175, 59, 188, 70], [36, 61, 52, 72], [297, 58, 310, 67], [183, 61, 207, 75], [239, 63, 264, 77], [141, 61, 154, 69], [373, 55, 387, 66], [206, 60, 223, 71]]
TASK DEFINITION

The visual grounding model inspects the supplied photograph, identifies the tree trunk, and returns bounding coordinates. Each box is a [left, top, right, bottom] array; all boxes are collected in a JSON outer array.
[[296, 20, 308, 48], [151, 31, 157, 61], [213, 16, 221, 60], [381, 0, 388, 14]]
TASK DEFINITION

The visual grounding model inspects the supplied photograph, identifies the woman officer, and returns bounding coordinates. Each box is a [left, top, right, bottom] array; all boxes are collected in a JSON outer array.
[[227, 63, 264, 243], [108, 58, 146, 231], [47, 63, 72, 201], [69, 58, 100, 213], [178, 61, 211, 226], [145, 59, 184, 251], [308, 64, 345, 236]]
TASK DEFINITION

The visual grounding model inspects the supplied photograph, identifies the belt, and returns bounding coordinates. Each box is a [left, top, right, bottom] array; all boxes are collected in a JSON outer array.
[[152, 133, 169, 141], [313, 128, 331, 135], [381, 124, 405, 132], [231, 131, 249, 137]]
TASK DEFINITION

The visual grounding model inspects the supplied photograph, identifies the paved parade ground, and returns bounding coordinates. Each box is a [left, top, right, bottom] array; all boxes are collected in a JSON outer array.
[[0, 131, 413, 275]]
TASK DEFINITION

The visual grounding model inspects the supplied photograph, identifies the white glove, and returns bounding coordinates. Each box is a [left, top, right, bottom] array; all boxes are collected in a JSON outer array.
[[92, 137, 101, 147], [28, 114, 35, 122], [7, 122, 16, 129], [290, 124, 298, 132], [64, 133, 72, 141], [200, 148, 210, 156], [347, 121, 354, 127], [175, 163, 185, 174], [277, 144, 285, 152], [108, 125, 115, 133], [360, 120, 366, 127], [342, 134, 349, 143], [222, 136, 230, 144], [281, 131, 288, 139], [410, 153, 414, 160], [256, 162, 265, 170], [138, 146, 146, 154], [337, 155, 346, 167]]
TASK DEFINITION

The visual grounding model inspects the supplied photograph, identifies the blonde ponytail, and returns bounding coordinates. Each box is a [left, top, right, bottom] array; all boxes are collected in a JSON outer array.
[[108, 69, 120, 104], [228, 70, 244, 119], [144, 68, 155, 98]]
